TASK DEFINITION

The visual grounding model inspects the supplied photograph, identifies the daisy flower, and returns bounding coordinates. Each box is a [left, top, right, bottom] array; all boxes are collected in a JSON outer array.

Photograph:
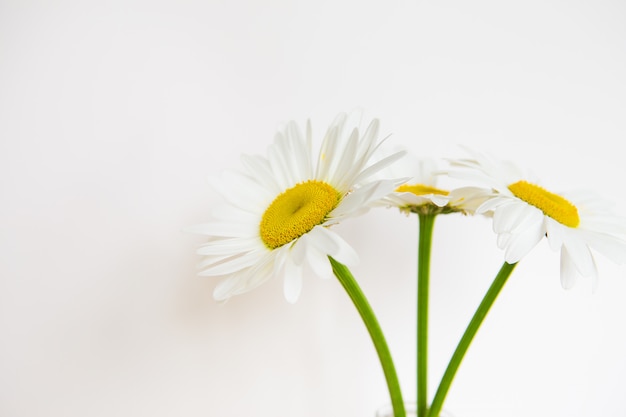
[[372, 146, 485, 216], [447, 148, 626, 289], [188, 113, 405, 302]]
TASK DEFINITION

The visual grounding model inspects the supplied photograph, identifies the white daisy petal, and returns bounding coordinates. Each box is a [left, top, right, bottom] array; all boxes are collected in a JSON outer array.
[[196, 237, 259, 255], [545, 218, 565, 251], [430, 194, 450, 207], [492, 202, 529, 233], [306, 226, 341, 255], [359, 118, 380, 157], [316, 124, 342, 181], [268, 136, 297, 189], [330, 179, 399, 220], [305, 245, 334, 280], [448, 186, 494, 213], [305, 119, 312, 150], [324, 235, 360, 267], [239, 253, 275, 292], [352, 150, 407, 186], [283, 258, 303, 303], [286, 121, 314, 180], [211, 170, 274, 211], [579, 230, 626, 265], [271, 246, 289, 279], [497, 232, 512, 250], [211, 203, 258, 222], [514, 207, 546, 234], [213, 274, 244, 301], [215, 266, 271, 300], [240, 154, 282, 194], [289, 235, 308, 266], [476, 195, 509, 214], [502, 220, 545, 263], [560, 248, 580, 289], [332, 128, 360, 191], [562, 234, 597, 278], [198, 249, 266, 276]]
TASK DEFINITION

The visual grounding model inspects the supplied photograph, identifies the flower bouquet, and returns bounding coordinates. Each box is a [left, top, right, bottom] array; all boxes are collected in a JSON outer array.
[[187, 112, 626, 417]]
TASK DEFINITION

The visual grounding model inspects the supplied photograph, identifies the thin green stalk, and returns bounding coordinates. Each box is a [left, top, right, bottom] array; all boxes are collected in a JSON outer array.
[[417, 214, 436, 417], [426, 261, 517, 417], [329, 256, 406, 417]]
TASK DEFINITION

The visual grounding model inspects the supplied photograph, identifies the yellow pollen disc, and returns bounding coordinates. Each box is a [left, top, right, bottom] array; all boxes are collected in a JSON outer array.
[[508, 180, 580, 227], [396, 183, 449, 196], [260, 180, 341, 249]]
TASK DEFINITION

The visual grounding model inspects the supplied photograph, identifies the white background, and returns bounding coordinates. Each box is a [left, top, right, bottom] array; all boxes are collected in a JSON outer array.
[[2, 1, 626, 417]]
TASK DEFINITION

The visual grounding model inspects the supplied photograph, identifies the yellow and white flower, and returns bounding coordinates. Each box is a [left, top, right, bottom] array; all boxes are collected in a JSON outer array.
[[188, 113, 404, 302], [372, 146, 485, 215], [447, 148, 626, 289]]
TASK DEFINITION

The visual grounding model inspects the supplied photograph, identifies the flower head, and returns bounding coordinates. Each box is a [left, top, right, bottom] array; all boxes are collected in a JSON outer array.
[[188, 113, 404, 302], [447, 148, 626, 289], [372, 146, 482, 216]]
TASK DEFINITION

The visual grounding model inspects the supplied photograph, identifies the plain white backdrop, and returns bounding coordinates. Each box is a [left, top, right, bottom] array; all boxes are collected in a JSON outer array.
[[1, 1, 626, 417]]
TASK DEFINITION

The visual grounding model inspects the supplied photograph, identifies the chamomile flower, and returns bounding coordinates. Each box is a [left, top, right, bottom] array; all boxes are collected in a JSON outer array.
[[447, 148, 626, 289], [188, 113, 404, 302]]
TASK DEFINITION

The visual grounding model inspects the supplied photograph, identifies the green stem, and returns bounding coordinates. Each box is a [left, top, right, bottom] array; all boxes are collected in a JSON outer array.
[[426, 261, 517, 417], [417, 214, 436, 417], [329, 256, 406, 417]]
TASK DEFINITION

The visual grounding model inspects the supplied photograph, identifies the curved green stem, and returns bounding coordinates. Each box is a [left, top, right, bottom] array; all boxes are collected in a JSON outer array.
[[329, 256, 406, 417], [417, 214, 436, 417], [427, 261, 518, 417]]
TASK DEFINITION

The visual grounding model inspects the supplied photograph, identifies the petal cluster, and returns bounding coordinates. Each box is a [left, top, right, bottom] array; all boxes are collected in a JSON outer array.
[[446, 148, 626, 288], [188, 113, 404, 302], [372, 146, 482, 215]]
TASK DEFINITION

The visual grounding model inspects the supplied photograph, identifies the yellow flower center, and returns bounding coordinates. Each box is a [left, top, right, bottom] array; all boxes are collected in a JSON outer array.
[[260, 180, 341, 249], [396, 184, 449, 196], [508, 180, 580, 227]]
